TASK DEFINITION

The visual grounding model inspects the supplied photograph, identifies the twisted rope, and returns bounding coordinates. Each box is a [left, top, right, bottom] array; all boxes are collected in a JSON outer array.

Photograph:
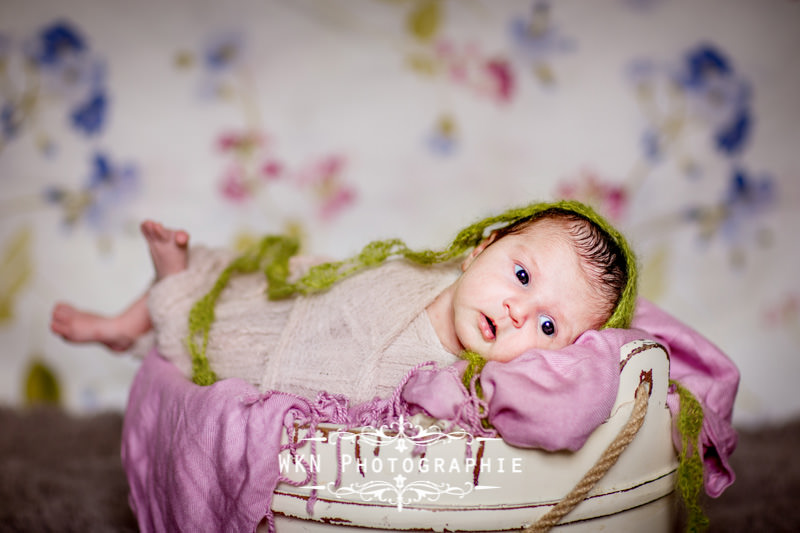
[[523, 379, 651, 533]]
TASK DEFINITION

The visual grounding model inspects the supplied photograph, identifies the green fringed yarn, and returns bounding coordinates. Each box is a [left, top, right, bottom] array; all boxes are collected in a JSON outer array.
[[671, 379, 709, 532], [269, 238, 453, 298], [461, 350, 488, 394], [187, 200, 638, 386], [461, 350, 492, 429], [275, 200, 638, 332], [186, 235, 299, 386]]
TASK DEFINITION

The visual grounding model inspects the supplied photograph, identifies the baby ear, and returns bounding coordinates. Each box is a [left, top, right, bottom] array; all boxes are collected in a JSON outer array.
[[461, 231, 499, 271]]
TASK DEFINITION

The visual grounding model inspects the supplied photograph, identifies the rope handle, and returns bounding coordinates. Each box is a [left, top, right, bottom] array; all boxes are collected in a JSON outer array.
[[523, 376, 652, 533]]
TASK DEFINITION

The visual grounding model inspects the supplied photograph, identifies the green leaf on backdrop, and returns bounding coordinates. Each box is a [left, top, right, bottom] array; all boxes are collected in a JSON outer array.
[[24, 359, 62, 406], [407, 0, 441, 42], [640, 244, 670, 302], [0, 225, 34, 323]]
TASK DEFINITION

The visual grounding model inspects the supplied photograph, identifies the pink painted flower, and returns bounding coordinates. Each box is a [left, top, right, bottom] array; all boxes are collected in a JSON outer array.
[[296, 155, 346, 186], [318, 154, 345, 177], [763, 293, 799, 327], [319, 184, 357, 221], [556, 171, 628, 221], [216, 129, 266, 154], [218, 164, 250, 202], [261, 159, 283, 180], [484, 58, 515, 103], [294, 154, 356, 219], [429, 38, 515, 103], [434, 39, 455, 59]]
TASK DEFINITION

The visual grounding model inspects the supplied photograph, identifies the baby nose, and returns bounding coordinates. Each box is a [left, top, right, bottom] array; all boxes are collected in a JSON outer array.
[[504, 298, 531, 328]]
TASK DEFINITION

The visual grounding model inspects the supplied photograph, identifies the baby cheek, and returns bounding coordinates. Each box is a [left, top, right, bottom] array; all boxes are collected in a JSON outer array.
[[495, 333, 547, 361], [484, 345, 526, 363]]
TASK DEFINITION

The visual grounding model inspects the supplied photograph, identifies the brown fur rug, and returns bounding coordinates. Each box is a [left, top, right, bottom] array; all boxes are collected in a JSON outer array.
[[0, 406, 137, 532], [702, 419, 800, 532], [1, 405, 798, 532]]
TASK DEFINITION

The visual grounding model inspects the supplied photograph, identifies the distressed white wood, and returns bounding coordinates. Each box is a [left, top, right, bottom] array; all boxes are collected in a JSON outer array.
[[267, 340, 677, 532]]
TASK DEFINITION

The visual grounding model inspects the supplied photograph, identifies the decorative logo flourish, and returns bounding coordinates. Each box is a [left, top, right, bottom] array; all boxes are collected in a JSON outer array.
[[310, 476, 479, 512], [322, 415, 496, 453], [299, 416, 502, 511]]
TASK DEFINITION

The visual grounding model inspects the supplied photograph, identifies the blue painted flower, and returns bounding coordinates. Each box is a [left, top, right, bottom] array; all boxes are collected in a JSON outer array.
[[86, 151, 138, 195], [641, 128, 662, 162], [508, 1, 572, 62], [677, 43, 752, 155], [680, 44, 732, 89], [719, 167, 775, 244], [715, 107, 751, 155], [427, 132, 457, 156], [29, 20, 86, 67], [88, 151, 113, 187], [42, 185, 67, 204], [2, 35, 21, 143], [84, 152, 139, 230], [43, 151, 139, 231], [203, 30, 245, 73], [39, 48, 107, 100], [426, 114, 458, 156], [684, 166, 776, 246], [71, 90, 108, 135], [1, 102, 20, 141], [20, 19, 110, 138], [193, 30, 247, 100], [724, 167, 774, 213]]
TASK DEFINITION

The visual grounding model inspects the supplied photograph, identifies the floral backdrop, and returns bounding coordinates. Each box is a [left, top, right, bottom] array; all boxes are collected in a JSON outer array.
[[0, 0, 798, 428]]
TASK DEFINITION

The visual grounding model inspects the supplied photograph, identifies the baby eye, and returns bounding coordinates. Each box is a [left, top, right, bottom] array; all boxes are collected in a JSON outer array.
[[538, 315, 556, 336], [514, 264, 530, 286]]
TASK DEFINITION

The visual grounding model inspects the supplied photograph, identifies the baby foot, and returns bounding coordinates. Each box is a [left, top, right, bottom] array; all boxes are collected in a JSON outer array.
[[50, 303, 138, 352], [140, 220, 190, 280]]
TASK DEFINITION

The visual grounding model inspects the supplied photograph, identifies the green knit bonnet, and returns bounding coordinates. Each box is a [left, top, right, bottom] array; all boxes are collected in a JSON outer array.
[[277, 199, 637, 327], [186, 199, 638, 386]]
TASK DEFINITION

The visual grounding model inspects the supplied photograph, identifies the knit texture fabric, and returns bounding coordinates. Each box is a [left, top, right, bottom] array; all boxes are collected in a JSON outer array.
[[148, 247, 459, 404], [185, 200, 638, 386]]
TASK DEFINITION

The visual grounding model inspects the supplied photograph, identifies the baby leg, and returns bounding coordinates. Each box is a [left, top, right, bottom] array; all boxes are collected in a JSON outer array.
[[50, 220, 191, 352], [140, 220, 190, 280], [50, 294, 151, 352]]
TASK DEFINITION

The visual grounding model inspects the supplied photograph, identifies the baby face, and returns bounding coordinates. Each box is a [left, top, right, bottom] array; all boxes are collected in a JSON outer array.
[[447, 219, 608, 362]]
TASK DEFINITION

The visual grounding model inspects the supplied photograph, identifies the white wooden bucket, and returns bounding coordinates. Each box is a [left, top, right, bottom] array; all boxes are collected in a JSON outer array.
[[267, 340, 677, 532]]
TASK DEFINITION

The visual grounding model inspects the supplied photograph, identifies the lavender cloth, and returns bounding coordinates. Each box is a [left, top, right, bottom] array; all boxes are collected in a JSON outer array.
[[121, 350, 310, 533], [632, 298, 740, 498], [403, 297, 740, 498], [402, 329, 637, 451], [122, 350, 410, 533]]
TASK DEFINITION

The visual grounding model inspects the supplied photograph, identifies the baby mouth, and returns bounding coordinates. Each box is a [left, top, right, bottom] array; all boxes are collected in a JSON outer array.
[[482, 315, 497, 341]]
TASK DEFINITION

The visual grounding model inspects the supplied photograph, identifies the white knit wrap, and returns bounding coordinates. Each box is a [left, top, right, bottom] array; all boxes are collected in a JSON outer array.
[[147, 246, 459, 404]]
